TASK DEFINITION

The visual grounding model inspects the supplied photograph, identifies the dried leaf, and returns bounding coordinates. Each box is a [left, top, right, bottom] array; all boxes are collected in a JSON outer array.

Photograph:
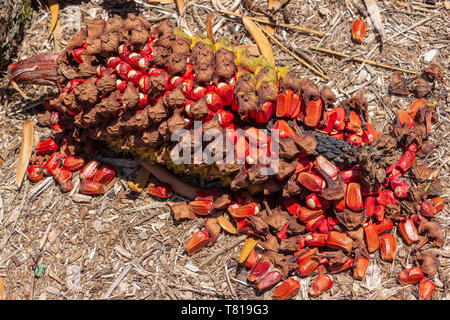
[[418, 220, 444, 247], [238, 236, 259, 264], [176, 0, 185, 15], [321, 172, 345, 201], [389, 72, 410, 95], [242, 16, 274, 66], [266, 0, 277, 35], [170, 202, 195, 221], [127, 165, 150, 193], [16, 120, 34, 188], [204, 218, 221, 246], [412, 163, 434, 182], [335, 209, 366, 230], [47, 0, 59, 35], [206, 13, 215, 45], [416, 253, 440, 278], [217, 216, 237, 234]]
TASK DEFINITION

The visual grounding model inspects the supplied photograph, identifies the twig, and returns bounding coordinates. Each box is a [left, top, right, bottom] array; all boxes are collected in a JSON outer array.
[[38, 222, 53, 249], [424, 157, 450, 192], [27, 176, 53, 200], [393, 0, 443, 13], [123, 203, 167, 214], [259, 26, 330, 80], [384, 12, 441, 43], [102, 249, 154, 299], [199, 235, 246, 268], [218, 9, 325, 37], [224, 264, 238, 299], [309, 46, 421, 75]]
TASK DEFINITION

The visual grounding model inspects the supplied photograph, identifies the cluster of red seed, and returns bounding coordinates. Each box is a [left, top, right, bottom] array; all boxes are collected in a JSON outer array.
[[180, 97, 444, 298], [12, 15, 445, 300], [27, 137, 115, 194]]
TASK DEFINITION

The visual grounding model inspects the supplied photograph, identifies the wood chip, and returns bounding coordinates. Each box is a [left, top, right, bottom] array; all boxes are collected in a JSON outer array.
[[68, 248, 84, 263], [72, 194, 92, 203], [114, 245, 133, 260], [48, 229, 61, 244], [11, 256, 22, 267]]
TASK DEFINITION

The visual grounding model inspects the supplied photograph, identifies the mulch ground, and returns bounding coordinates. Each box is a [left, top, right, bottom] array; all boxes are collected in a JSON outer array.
[[0, 0, 448, 300]]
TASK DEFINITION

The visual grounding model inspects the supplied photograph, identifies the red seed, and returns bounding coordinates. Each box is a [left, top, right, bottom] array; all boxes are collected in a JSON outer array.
[[42, 152, 63, 176], [304, 99, 323, 127], [283, 198, 302, 216], [363, 222, 379, 253], [92, 164, 115, 185], [188, 200, 214, 216], [80, 160, 100, 181], [396, 151, 415, 173], [297, 172, 326, 192], [373, 205, 385, 222], [36, 138, 58, 156], [215, 82, 233, 106], [346, 182, 363, 212], [364, 196, 375, 217], [314, 155, 339, 178], [147, 182, 172, 198], [297, 256, 320, 276], [229, 203, 259, 219], [398, 267, 424, 285], [256, 270, 282, 291], [326, 231, 353, 253], [375, 219, 394, 234], [62, 156, 85, 171], [342, 169, 362, 183], [272, 278, 300, 300], [353, 256, 369, 280], [379, 233, 397, 261], [184, 230, 210, 255], [205, 92, 224, 112], [309, 273, 333, 297], [72, 47, 86, 63], [398, 218, 420, 245], [80, 180, 105, 195], [418, 280, 435, 300], [351, 20, 366, 44], [248, 259, 271, 283], [244, 249, 260, 269], [27, 165, 44, 182], [53, 168, 74, 192], [420, 200, 437, 218], [306, 232, 327, 247], [216, 109, 234, 127], [305, 193, 323, 210]]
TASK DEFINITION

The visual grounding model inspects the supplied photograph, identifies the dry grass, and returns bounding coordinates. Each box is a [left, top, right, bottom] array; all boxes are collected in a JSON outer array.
[[0, 0, 448, 300]]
